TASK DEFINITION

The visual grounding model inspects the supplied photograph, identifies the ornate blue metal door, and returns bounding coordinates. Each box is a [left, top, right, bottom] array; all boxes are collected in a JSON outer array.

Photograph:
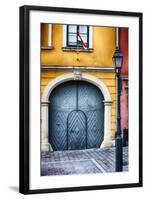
[[49, 81, 104, 151]]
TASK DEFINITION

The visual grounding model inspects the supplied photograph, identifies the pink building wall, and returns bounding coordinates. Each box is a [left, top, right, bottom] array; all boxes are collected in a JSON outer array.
[[120, 28, 128, 76], [120, 80, 128, 132], [119, 28, 128, 133]]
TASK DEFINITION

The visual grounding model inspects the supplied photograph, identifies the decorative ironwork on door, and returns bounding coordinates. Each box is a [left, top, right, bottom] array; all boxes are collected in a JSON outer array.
[[49, 81, 104, 151]]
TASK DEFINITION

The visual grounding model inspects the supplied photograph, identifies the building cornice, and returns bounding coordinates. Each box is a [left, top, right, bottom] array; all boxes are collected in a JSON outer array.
[[41, 65, 115, 72]]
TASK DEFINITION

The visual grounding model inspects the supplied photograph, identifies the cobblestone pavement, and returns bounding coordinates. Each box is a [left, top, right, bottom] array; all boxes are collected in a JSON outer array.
[[41, 147, 128, 176]]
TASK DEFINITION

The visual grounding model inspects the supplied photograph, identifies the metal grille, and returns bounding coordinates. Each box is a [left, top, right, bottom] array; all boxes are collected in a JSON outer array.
[[49, 81, 104, 151]]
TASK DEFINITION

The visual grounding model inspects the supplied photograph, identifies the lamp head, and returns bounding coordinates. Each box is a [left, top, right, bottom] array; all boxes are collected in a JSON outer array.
[[112, 47, 123, 73]]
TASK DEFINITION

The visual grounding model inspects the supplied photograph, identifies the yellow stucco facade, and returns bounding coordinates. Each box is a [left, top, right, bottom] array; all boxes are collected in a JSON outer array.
[[41, 24, 115, 67], [41, 24, 116, 138]]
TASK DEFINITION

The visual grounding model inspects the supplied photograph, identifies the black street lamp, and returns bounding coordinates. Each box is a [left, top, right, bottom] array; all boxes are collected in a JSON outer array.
[[112, 47, 123, 172]]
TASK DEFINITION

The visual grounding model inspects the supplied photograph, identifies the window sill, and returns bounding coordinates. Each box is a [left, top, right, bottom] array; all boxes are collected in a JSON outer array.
[[62, 47, 93, 52], [41, 46, 53, 50]]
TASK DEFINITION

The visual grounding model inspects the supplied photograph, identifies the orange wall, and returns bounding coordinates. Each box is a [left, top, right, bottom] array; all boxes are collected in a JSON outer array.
[[41, 24, 116, 67], [40, 24, 117, 137]]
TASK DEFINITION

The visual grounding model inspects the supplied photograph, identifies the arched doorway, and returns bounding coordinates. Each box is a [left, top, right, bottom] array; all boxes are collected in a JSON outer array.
[[49, 81, 104, 151], [41, 73, 113, 152]]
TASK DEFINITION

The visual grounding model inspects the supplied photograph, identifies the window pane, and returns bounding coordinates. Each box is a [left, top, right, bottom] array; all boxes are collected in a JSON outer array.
[[79, 26, 87, 33], [68, 34, 77, 45], [78, 34, 87, 43], [68, 25, 77, 33], [68, 42, 77, 45], [77, 40, 83, 47]]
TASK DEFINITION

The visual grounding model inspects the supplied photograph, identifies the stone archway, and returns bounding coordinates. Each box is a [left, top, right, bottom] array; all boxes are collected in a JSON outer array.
[[41, 72, 113, 151]]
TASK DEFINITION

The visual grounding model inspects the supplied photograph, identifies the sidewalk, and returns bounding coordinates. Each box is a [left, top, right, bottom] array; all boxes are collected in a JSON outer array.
[[41, 147, 128, 176]]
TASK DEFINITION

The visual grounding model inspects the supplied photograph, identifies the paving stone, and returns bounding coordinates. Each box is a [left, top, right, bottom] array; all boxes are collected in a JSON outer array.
[[41, 147, 128, 176]]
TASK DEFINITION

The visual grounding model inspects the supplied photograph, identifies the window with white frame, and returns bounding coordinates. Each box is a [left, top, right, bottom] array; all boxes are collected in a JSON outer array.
[[63, 25, 93, 50]]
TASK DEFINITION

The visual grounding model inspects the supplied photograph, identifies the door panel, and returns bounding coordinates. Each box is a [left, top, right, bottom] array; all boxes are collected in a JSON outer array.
[[49, 111, 68, 150], [49, 81, 104, 151], [87, 110, 104, 148], [67, 110, 87, 150], [49, 82, 76, 151]]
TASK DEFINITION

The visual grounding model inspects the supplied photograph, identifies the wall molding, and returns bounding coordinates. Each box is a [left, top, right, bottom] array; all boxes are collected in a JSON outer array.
[[41, 65, 115, 72]]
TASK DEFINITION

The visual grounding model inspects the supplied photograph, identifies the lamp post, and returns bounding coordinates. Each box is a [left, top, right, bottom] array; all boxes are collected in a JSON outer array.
[[112, 47, 123, 172]]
